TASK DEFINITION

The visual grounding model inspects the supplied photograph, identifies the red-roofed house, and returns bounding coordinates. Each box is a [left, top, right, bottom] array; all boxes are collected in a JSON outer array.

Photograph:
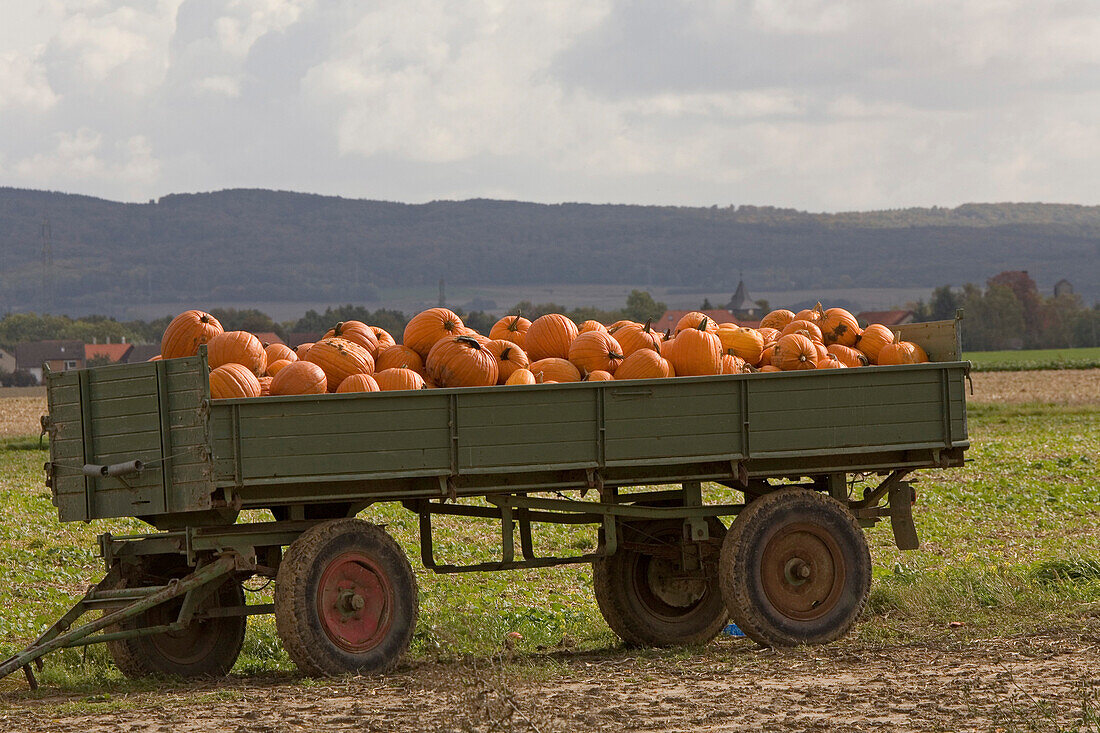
[[85, 343, 134, 364], [654, 309, 740, 334], [856, 310, 914, 327], [253, 332, 285, 346]]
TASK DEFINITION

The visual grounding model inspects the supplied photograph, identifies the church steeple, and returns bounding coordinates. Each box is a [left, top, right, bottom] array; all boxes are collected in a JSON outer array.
[[726, 272, 757, 318]]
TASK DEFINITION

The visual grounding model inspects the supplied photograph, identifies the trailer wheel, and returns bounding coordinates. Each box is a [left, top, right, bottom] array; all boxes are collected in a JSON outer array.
[[107, 558, 246, 679], [719, 488, 871, 647], [275, 518, 417, 677], [593, 518, 727, 647]]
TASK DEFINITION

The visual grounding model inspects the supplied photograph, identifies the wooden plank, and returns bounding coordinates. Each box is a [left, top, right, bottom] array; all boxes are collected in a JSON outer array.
[[749, 402, 947, 432], [605, 436, 741, 462], [606, 413, 742, 440], [750, 420, 947, 453], [89, 430, 162, 456], [240, 449, 450, 478], [89, 412, 161, 437], [461, 439, 598, 468], [240, 429, 449, 456]]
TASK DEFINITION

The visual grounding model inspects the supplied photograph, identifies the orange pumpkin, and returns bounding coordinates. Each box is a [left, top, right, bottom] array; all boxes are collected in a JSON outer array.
[[607, 320, 637, 332], [814, 341, 828, 363], [827, 344, 869, 368], [489, 315, 531, 350], [525, 314, 578, 361], [267, 358, 293, 377], [821, 308, 861, 347], [578, 320, 608, 335], [485, 340, 530, 384], [816, 354, 847, 369], [371, 327, 397, 349], [675, 311, 719, 335], [794, 302, 826, 325], [258, 376, 273, 396], [616, 349, 675, 380], [207, 331, 267, 376], [294, 342, 314, 360], [896, 333, 929, 362], [758, 327, 780, 344], [209, 363, 261, 399], [161, 310, 223, 360], [568, 331, 624, 375], [270, 361, 327, 395], [425, 335, 499, 387], [584, 370, 614, 381], [373, 368, 426, 391], [721, 353, 747, 374], [670, 318, 723, 376], [780, 320, 824, 343], [878, 334, 926, 365], [614, 321, 663, 357], [719, 327, 764, 365], [305, 337, 375, 392], [147, 355, 162, 361], [336, 373, 381, 393], [759, 365, 782, 373], [659, 337, 675, 360], [774, 334, 818, 371], [403, 308, 464, 358], [505, 368, 537, 386], [759, 343, 778, 367], [264, 342, 297, 364], [759, 309, 796, 331], [324, 321, 379, 357], [857, 324, 895, 364], [528, 357, 581, 383], [375, 345, 425, 375]]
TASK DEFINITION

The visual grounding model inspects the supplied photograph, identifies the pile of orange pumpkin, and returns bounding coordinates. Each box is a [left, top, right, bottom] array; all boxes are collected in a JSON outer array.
[[156, 303, 929, 400]]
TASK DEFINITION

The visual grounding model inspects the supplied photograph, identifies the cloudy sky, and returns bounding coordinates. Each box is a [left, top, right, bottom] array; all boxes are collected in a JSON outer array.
[[1, 0, 1097, 210]]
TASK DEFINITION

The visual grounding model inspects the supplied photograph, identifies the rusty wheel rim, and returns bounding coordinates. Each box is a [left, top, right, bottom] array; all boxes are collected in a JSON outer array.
[[317, 552, 393, 653], [760, 522, 845, 622]]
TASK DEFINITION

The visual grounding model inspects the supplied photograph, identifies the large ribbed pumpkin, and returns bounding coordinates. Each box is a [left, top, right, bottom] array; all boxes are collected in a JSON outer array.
[[721, 353, 747, 374], [404, 308, 464, 358], [426, 335, 498, 387], [207, 331, 267, 376], [489, 315, 531, 350], [373, 368, 426, 391], [758, 327, 780, 344], [294, 342, 313, 360], [780, 320, 824, 343], [614, 321, 662, 357], [324, 321, 379, 356], [270, 361, 327, 395], [258, 376, 272, 396], [675, 311, 719, 335], [161, 310, 224, 360], [375, 345, 425, 375], [505, 368, 537, 385], [528, 357, 581, 383], [794, 302, 826, 325], [857, 324, 895, 364], [827, 344, 869, 368], [816, 354, 846, 369], [670, 318, 722, 376], [336, 373, 381, 393], [584, 370, 614, 381], [759, 309, 796, 331], [821, 308, 861, 347], [485, 340, 530, 384], [209, 363, 261, 399], [525, 314, 578, 361], [719, 327, 764, 365], [616, 349, 675, 380], [305, 337, 375, 392], [568, 331, 624, 375], [878, 334, 926, 365], [264, 342, 297, 364], [774, 333, 818, 371]]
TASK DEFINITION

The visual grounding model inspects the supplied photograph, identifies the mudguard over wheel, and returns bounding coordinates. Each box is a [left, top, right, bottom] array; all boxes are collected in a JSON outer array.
[[719, 488, 871, 647], [107, 558, 246, 679], [275, 518, 418, 677], [594, 518, 728, 647]]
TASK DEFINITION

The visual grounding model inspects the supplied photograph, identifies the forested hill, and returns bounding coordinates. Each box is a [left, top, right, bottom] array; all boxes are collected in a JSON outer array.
[[1, 187, 1097, 313]]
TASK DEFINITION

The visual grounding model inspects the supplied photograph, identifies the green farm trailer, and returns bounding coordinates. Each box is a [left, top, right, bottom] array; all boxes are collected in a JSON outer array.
[[0, 318, 969, 686]]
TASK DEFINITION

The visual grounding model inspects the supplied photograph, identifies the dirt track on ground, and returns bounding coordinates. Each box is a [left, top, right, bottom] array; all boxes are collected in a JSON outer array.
[[4, 631, 1099, 732]]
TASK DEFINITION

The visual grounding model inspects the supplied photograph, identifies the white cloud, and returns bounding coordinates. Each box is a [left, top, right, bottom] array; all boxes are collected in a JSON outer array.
[[0, 50, 59, 112], [13, 129, 160, 193]]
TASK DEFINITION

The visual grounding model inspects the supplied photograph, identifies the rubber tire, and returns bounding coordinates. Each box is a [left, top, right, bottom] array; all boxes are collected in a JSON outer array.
[[593, 518, 728, 647], [106, 558, 246, 679], [719, 488, 871, 648], [274, 518, 418, 677]]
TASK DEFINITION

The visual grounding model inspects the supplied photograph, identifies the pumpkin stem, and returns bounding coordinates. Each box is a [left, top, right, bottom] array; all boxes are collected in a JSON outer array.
[[697, 317, 709, 331], [456, 335, 483, 350], [609, 351, 623, 360], [500, 346, 513, 361], [663, 328, 671, 341], [642, 318, 652, 333], [334, 321, 345, 334], [509, 316, 521, 332]]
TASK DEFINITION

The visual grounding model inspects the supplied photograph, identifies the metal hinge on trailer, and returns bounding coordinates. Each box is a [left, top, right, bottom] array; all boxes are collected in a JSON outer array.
[[850, 470, 920, 550]]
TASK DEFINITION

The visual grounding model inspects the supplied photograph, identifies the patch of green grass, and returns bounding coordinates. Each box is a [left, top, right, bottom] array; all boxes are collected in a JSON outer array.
[[0, 401, 1097, 690], [966, 347, 1100, 371]]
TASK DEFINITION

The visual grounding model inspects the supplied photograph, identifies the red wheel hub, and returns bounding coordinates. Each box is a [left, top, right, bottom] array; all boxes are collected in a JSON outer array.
[[317, 552, 393, 653]]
